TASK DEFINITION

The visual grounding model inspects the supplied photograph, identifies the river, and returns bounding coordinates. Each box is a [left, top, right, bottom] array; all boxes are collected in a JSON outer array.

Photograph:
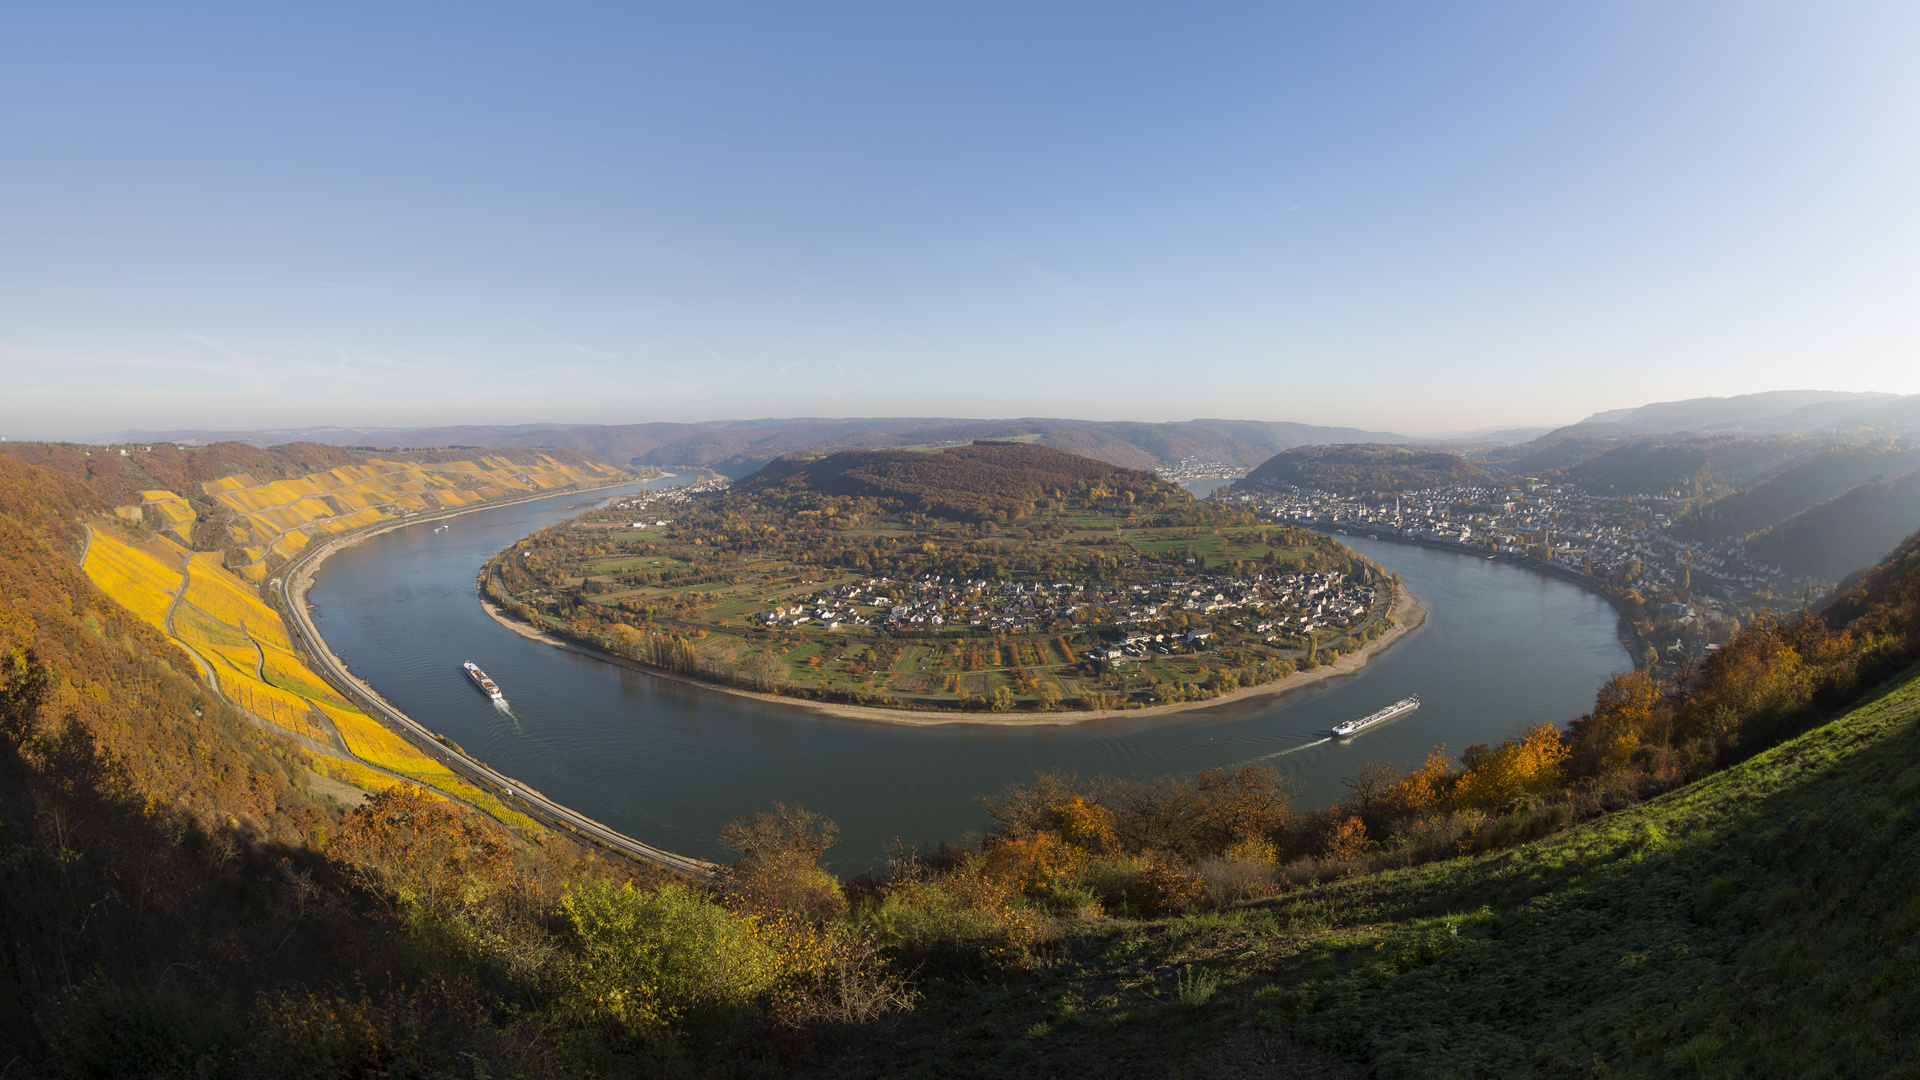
[[306, 481, 1628, 874]]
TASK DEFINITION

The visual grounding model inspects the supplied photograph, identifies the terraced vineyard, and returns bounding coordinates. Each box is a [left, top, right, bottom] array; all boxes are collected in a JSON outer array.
[[84, 524, 537, 829], [196, 453, 627, 579]]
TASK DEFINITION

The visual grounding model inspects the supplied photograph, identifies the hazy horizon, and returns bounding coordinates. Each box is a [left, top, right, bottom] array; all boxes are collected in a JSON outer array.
[[4, 2, 1914, 437]]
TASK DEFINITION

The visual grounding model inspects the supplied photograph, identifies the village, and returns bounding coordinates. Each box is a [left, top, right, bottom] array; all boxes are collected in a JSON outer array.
[[753, 567, 1383, 659]]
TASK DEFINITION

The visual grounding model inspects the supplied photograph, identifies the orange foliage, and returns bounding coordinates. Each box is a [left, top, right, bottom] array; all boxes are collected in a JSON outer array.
[[329, 785, 511, 913], [979, 831, 1081, 897], [1451, 722, 1571, 811], [1567, 670, 1660, 775], [1049, 795, 1117, 852], [1324, 816, 1369, 859]]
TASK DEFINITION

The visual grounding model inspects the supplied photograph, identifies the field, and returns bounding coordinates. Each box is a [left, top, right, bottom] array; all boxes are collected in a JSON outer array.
[[490, 445, 1385, 712], [83, 525, 536, 830]]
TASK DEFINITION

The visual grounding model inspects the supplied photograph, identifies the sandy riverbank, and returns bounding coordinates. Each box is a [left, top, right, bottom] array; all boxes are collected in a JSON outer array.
[[479, 584, 1427, 728]]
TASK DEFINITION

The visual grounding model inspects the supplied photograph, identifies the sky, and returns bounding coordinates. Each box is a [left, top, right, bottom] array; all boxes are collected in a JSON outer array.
[[1, 1, 1914, 438]]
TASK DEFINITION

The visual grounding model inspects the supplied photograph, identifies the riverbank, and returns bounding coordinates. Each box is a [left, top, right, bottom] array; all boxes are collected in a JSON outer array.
[[1313, 526, 1647, 670], [479, 583, 1426, 728], [278, 475, 722, 877]]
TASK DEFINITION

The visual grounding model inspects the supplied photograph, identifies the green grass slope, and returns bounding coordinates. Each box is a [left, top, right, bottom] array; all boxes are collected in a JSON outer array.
[[1259, 662, 1920, 1078]]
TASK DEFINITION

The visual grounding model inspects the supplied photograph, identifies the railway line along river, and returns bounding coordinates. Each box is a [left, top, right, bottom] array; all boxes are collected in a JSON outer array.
[[306, 480, 1629, 874]]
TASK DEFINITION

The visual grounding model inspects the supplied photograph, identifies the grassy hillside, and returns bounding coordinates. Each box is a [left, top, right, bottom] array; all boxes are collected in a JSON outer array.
[[1252, 663, 1920, 1076], [1678, 440, 1920, 540], [1745, 467, 1920, 582], [1241, 443, 1486, 492]]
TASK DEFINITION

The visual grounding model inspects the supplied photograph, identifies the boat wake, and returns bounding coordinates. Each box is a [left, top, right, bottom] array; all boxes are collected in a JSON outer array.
[[1244, 736, 1331, 764]]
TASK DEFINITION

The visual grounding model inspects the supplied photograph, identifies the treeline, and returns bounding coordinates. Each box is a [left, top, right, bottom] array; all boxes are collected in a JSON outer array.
[[732, 442, 1174, 522], [1241, 443, 1486, 493], [0, 439, 364, 508]]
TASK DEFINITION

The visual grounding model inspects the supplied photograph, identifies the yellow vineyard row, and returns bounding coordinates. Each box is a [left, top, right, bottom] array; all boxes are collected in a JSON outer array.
[[181, 455, 624, 581], [83, 528, 533, 830]]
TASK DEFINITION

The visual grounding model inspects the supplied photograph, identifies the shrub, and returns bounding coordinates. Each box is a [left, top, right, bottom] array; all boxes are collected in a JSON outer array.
[[1194, 855, 1279, 907], [52, 981, 241, 1080], [1128, 853, 1207, 916], [557, 879, 778, 1036]]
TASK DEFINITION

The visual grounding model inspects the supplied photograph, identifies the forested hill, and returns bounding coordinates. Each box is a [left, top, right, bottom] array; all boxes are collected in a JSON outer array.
[[1744, 467, 1920, 582], [0, 440, 620, 509], [1677, 441, 1920, 540], [731, 441, 1176, 521], [1238, 443, 1486, 492]]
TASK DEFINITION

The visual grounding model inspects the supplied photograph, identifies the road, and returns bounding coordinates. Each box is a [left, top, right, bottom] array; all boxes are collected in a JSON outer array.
[[275, 487, 720, 880]]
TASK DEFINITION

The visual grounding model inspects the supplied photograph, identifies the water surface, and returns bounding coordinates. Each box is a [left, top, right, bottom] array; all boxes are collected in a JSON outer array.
[[309, 486, 1628, 873]]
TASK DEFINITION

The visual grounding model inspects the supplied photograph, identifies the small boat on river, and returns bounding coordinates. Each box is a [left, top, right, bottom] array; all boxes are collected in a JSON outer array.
[[464, 661, 503, 700], [1332, 695, 1419, 737]]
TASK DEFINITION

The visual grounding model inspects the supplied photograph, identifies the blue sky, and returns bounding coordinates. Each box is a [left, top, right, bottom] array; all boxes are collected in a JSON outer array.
[[2, 1, 1913, 437]]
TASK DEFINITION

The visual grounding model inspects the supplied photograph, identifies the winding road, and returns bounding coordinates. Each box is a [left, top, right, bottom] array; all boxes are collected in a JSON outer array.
[[274, 486, 719, 880]]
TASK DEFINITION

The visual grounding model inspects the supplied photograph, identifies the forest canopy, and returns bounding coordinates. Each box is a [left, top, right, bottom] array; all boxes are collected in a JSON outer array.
[[732, 442, 1174, 522], [1240, 443, 1486, 493]]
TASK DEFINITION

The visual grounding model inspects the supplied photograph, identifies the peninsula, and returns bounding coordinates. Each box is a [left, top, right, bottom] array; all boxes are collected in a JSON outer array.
[[481, 442, 1418, 719]]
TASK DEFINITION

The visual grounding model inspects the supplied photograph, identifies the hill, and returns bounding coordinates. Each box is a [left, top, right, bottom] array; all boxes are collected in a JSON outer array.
[[1239, 443, 1486, 492], [0, 440, 632, 581], [1744, 467, 1920, 582], [1678, 441, 1920, 541], [7, 430, 1920, 1074], [1562, 435, 1811, 496], [732, 441, 1174, 521], [491, 441, 1371, 714], [94, 416, 1417, 477]]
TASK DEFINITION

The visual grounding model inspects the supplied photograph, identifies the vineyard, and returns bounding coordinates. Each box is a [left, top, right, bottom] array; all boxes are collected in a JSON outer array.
[[82, 525, 535, 830]]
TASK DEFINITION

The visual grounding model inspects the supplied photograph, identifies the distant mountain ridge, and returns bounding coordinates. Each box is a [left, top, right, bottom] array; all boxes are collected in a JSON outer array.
[[1564, 390, 1918, 439], [95, 417, 1417, 477]]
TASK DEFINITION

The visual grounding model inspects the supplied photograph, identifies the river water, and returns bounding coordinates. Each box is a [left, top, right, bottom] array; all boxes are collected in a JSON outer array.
[[307, 481, 1628, 873]]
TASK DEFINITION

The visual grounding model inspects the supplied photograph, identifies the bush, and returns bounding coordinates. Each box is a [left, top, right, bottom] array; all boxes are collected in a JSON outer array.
[[1193, 856, 1279, 907], [52, 981, 241, 1080], [860, 870, 1048, 969], [1129, 854, 1207, 916], [557, 879, 778, 1037]]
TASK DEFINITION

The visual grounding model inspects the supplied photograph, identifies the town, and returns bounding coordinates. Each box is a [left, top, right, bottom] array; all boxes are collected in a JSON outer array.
[[1222, 477, 1807, 670]]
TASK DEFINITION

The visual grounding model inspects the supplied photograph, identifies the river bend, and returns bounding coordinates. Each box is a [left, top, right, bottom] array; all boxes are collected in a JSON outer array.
[[306, 482, 1628, 873]]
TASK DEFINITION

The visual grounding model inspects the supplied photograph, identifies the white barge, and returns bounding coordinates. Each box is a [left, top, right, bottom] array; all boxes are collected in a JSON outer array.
[[1332, 695, 1418, 737], [464, 661, 503, 700]]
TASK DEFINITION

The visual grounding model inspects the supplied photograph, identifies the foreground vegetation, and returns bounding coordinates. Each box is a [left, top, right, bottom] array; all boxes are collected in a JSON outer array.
[[5, 446, 1920, 1076]]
